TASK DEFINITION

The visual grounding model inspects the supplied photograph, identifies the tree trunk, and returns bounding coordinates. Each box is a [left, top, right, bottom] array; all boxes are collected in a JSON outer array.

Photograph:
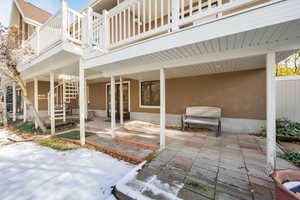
[[23, 95, 47, 132], [1, 82, 8, 126], [12, 74, 47, 133]]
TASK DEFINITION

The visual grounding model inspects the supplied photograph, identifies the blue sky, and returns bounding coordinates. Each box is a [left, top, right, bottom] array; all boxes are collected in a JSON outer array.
[[0, 0, 91, 26]]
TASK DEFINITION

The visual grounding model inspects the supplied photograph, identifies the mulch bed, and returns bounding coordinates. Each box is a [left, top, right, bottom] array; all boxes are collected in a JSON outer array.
[[57, 137, 144, 165]]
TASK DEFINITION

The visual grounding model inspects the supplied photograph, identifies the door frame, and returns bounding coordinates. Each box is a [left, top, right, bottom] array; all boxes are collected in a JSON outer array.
[[105, 80, 131, 115]]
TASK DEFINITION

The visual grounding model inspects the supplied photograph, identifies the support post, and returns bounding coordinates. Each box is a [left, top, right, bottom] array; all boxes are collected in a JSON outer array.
[[50, 72, 55, 135], [171, 0, 180, 32], [266, 52, 277, 173], [36, 26, 40, 55], [85, 79, 88, 120], [62, 79, 66, 122], [79, 59, 86, 145], [85, 7, 93, 47], [23, 98, 27, 122], [61, 0, 68, 41], [111, 76, 116, 138], [160, 68, 166, 150], [120, 76, 124, 125], [12, 82, 16, 121], [34, 78, 38, 127]]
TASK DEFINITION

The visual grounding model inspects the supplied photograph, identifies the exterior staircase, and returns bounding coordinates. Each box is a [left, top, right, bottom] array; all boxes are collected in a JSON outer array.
[[48, 76, 79, 121]]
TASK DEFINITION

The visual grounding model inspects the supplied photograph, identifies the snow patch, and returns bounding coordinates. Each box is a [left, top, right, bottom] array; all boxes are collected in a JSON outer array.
[[116, 162, 184, 200], [0, 129, 21, 144], [0, 139, 134, 200]]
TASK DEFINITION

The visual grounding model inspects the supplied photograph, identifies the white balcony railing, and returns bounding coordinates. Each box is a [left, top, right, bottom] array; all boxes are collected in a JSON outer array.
[[89, 0, 263, 51], [21, 0, 266, 63], [21, 5, 84, 63]]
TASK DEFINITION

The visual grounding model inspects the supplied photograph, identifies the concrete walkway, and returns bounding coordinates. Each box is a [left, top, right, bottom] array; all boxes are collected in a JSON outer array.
[[117, 134, 297, 200]]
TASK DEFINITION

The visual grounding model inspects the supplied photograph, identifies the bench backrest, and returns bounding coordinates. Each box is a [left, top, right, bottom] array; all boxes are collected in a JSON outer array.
[[186, 106, 221, 118]]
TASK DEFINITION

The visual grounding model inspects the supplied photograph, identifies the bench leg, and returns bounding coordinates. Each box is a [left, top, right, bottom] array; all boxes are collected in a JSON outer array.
[[216, 120, 222, 137]]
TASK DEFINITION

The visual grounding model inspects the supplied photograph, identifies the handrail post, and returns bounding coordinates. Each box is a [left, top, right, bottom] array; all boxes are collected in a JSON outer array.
[[85, 7, 93, 47], [171, 0, 180, 32], [36, 26, 40, 55], [102, 10, 109, 51], [61, 0, 68, 41]]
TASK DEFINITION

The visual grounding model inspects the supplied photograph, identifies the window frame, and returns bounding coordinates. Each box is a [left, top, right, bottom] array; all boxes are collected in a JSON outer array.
[[139, 80, 160, 109]]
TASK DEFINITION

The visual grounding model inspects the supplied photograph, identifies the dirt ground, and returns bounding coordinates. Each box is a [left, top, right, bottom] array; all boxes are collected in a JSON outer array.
[[279, 141, 300, 153]]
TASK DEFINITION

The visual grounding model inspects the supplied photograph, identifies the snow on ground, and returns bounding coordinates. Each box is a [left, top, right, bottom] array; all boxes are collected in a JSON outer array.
[[0, 129, 21, 144], [0, 130, 134, 200]]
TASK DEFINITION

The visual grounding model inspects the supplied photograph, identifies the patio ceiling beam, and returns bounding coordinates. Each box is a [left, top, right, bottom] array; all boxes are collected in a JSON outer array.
[[266, 52, 276, 173]]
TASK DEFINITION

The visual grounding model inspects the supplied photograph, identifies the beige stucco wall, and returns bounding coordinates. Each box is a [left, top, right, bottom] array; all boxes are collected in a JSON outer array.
[[88, 82, 107, 110], [26, 81, 50, 111], [88, 69, 266, 120]]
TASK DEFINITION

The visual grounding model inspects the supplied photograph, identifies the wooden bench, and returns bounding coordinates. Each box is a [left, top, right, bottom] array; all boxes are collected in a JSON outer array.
[[182, 106, 222, 136]]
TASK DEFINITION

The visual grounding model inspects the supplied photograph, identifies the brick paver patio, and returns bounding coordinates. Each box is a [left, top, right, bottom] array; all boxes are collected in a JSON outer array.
[[118, 133, 297, 200]]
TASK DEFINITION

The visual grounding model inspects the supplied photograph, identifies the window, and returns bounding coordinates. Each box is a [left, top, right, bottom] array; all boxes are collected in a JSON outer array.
[[140, 81, 160, 107]]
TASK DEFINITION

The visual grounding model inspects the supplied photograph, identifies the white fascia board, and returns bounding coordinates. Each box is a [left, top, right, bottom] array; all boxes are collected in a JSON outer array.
[[17, 41, 83, 74], [85, 0, 300, 69]]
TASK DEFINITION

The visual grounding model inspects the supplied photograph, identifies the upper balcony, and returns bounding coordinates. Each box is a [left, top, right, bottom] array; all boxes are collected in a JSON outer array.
[[19, 0, 299, 75]]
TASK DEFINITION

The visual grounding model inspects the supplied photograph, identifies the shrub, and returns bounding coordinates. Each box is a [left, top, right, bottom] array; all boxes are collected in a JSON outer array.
[[276, 120, 300, 136], [252, 119, 300, 137], [279, 152, 300, 166]]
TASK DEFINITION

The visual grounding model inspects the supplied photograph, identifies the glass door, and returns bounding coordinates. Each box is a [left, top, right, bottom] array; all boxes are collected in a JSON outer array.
[[107, 82, 129, 119]]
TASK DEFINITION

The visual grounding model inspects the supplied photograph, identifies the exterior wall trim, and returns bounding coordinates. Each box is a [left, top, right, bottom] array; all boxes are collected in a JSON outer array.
[[130, 111, 265, 133]]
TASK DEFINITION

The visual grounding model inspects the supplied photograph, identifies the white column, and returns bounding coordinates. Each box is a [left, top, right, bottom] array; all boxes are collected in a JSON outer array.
[[266, 52, 277, 173], [12, 82, 16, 121], [61, 0, 68, 41], [23, 101, 27, 122], [119, 76, 124, 125], [34, 78, 38, 127], [50, 72, 55, 135], [160, 68, 166, 150], [79, 60, 86, 145], [85, 79, 88, 120], [111, 76, 116, 138], [36, 26, 40, 55], [62, 79, 66, 122]]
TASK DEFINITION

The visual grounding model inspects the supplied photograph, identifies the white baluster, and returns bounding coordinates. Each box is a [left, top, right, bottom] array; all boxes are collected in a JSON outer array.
[[171, 0, 180, 31], [132, 4, 136, 37], [155, 0, 157, 29], [138, 1, 141, 34], [148, 0, 151, 31], [161, 0, 164, 27], [143, 0, 146, 33]]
